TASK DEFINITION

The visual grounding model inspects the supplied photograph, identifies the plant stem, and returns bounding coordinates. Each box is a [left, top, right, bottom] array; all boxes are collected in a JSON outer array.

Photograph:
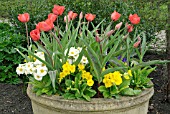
[[38, 41, 54, 67], [25, 23, 29, 47], [97, 83, 101, 98], [50, 31, 62, 49]]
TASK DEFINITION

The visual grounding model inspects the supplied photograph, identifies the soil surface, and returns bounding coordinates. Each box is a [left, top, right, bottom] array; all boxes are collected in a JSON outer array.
[[0, 53, 170, 114]]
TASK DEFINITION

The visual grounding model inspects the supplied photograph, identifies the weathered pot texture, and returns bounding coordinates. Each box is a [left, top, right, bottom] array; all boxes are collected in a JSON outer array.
[[27, 84, 154, 114]]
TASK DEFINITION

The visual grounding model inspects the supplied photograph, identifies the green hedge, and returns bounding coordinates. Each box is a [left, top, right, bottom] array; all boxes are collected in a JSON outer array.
[[6, 0, 168, 41], [0, 22, 26, 84]]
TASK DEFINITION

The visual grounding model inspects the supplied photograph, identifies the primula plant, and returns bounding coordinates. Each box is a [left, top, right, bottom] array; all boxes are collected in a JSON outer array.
[[16, 5, 168, 101]]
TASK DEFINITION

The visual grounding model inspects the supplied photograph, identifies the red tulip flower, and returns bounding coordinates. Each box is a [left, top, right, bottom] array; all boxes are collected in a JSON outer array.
[[85, 13, 96, 22], [129, 14, 140, 25], [52, 5, 65, 16], [37, 19, 54, 32], [111, 11, 121, 21], [68, 11, 78, 20], [48, 13, 58, 22], [18, 13, 30, 23], [30, 29, 40, 41]]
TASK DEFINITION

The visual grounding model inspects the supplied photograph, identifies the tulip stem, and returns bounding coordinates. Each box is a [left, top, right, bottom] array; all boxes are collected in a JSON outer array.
[[50, 31, 62, 49], [25, 23, 29, 47]]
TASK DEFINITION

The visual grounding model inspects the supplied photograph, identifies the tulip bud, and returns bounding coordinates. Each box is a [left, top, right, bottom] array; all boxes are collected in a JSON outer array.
[[115, 22, 122, 30], [123, 33, 129, 40], [64, 15, 70, 23], [126, 24, 133, 33], [95, 36, 101, 42], [106, 30, 114, 37], [133, 41, 141, 48], [79, 12, 83, 19], [137, 36, 141, 42]]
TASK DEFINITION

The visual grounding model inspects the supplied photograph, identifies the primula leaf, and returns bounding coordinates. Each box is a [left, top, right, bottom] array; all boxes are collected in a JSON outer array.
[[75, 90, 82, 98], [110, 85, 119, 95], [84, 88, 96, 97], [36, 89, 43, 96], [80, 83, 87, 94], [63, 93, 75, 99], [119, 79, 130, 91], [41, 88, 50, 93], [103, 91, 110, 98], [120, 88, 142, 96], [98, 85, 107, 92], [82, 94, 91, 101], [65, 79, 72, 86]]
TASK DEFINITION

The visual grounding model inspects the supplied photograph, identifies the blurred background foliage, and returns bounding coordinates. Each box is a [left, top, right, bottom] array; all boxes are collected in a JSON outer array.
[[0, 0, 168, 40]]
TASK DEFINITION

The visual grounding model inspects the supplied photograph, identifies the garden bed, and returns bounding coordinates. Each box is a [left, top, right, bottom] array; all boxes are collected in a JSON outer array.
[[0, 53, 170, 114]]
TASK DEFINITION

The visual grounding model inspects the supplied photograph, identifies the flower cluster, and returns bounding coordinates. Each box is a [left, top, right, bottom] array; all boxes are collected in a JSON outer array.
[[16, 52, 48, 81], [103, 71, 122, 88], [16, 4, 167, 101], [59, 62, 76, 82], [64, 47, 88, 65]]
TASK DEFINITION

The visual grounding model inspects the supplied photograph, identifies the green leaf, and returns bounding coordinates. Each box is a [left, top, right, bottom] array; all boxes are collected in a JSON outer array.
[[82, 94, 91, 101], [63, 93, 75, 99], [75, 90, 82, 98], [36, 89, 43, 96], [119, 79, 130, 91], [131, 60, 170, 71], [98, 85, 107, 92], [120, 88, 142, 96], [103, 91, 110, 98], [42, 88, 50, 93], [110, 85, 118, 95], [65, 79, 72, 86], [84, 88, 96, 97], [80, 83, 87, 94]]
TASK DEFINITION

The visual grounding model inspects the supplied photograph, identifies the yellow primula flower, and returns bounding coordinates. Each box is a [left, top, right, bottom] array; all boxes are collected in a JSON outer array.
[[78, 64, 85, 70], [123, 73, 130, 79], [87, 79, 94, 86], [70, 64, 76, 73], [103, 78, 113, 88], [128, 70, 132, 76], [59, 72, 67, 79], [102, 67, 106, 71]]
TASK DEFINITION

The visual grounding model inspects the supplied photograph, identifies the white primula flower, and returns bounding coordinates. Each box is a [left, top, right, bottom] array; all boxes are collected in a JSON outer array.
[[25, 62, 34, 69], [67, 59, 73, 64], [73, 54, 79, 61], [33, 73, 43, 81], [77, 47, 82, 53], [36, 65, 48, 77], [80, 56, 88, 64], [35, 52, 44, 57], [16, 64, 25, 75], [64, 48, 68, 56], [68, 47, 79, 57]]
